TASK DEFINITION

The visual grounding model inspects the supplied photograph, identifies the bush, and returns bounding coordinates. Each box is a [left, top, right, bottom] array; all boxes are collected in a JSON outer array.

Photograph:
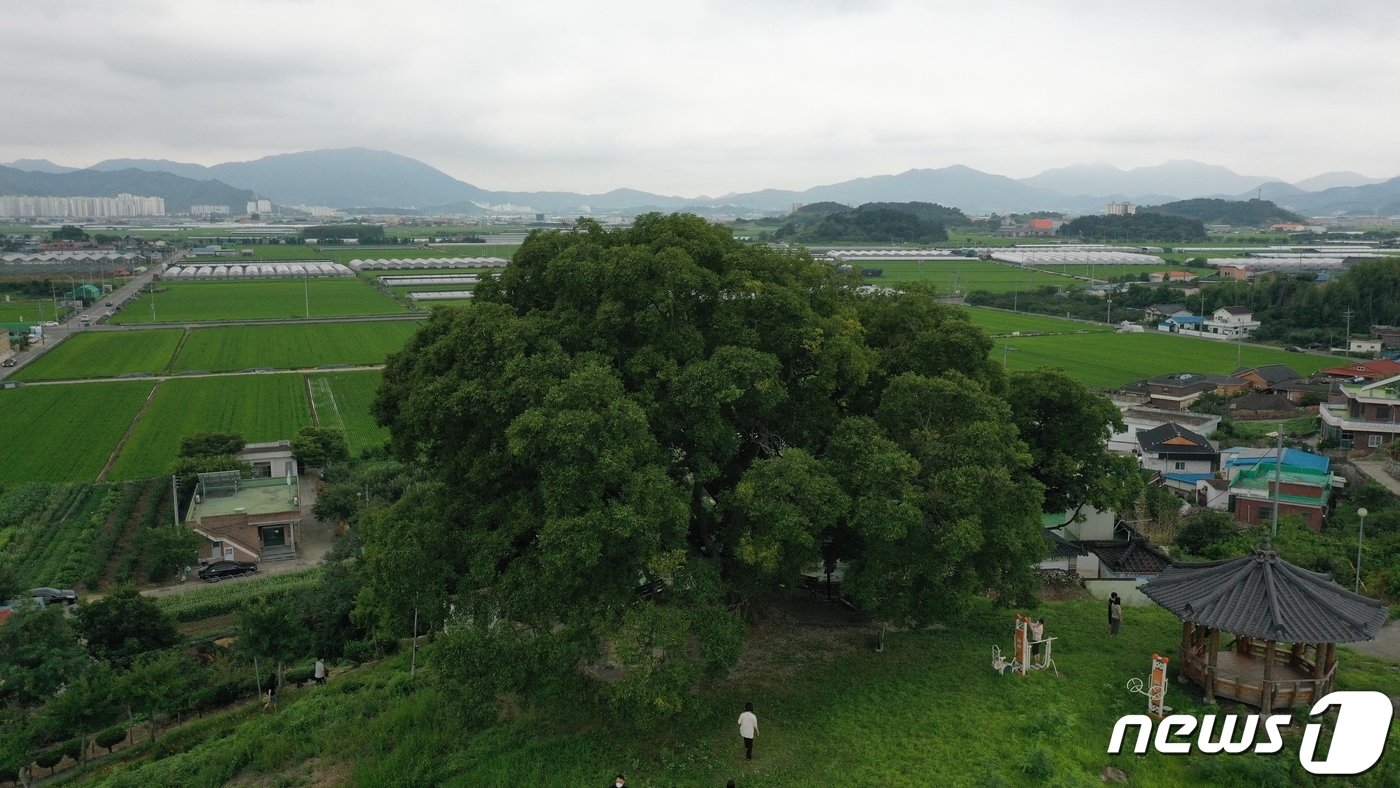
[[95, 725, 127, 753]]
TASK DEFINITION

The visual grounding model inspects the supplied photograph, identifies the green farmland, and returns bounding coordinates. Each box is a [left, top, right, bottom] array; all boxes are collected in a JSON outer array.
[[994, 332, 1342, 389], [961, 307, 1111, 336], [308, 371, 389, 454], [11, 329, 184, 381], [322, 246, 517, 263], [0, 299, 65, 323], [111, 280, 406, 324], [0, 382, 154, 483], [1022, 263, 1187, 281], [108, 375, 314, 481], [170, 321, 419, 373], [858, 261, 1075, 293]]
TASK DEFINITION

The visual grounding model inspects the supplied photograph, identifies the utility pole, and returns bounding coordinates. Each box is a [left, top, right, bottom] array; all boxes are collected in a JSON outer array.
[[1270, 424, 1283, 537], [1342, 308, 1354, 353]]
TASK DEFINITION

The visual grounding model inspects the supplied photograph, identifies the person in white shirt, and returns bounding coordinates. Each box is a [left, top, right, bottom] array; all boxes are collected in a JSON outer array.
[[738, 701, 758, 760], [1030, 618, 1045, 660], [314, 658, 326, 685]]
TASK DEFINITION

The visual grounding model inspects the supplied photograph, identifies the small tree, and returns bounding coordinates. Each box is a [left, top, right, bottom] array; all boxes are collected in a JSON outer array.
[[1176, 510, 1241, 558], [0, 605, 89, 706], [116, 651, 194, 741], [291, 426, 349, 469], [179, 432, 245, 458], [238, 598, 303, 688], [75, 587, 180, 666]]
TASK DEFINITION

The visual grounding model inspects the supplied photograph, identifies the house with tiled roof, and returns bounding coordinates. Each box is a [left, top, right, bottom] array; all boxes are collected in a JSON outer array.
[[1145, 303, 1191, 322], [1079, 535, 1175, 579], [1136, 422, 1219, 479], [1319, 359, 1400, 382], [1232, 364, 1301, 391]]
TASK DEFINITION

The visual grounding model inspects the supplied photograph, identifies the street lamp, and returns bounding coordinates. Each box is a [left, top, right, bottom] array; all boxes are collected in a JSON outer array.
[[1356, 507, 1368, 593]]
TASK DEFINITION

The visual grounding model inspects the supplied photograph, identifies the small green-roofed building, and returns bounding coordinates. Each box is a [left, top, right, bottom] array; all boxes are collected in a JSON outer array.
[[186, 473, 301, 564], [1229, 463, 1332, 532]]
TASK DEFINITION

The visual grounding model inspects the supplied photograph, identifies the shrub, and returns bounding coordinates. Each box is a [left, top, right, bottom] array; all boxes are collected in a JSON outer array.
[[95, 725, 127, 753]]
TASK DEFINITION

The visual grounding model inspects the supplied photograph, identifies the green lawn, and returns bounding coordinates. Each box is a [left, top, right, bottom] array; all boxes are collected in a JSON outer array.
[[170, 322, 419, 373], [107, 376, 314, 480], [11, 330, 184, 381], [995, 332, 1343, 389], [0, 382, 154, 483], [308, 371, 389, 454], [63, 596, 1400, 786], [961, 307, 1111, 336], [111, 280, 407, 324], [859, 260, 1076, 293], [0, 299, 67, 324]]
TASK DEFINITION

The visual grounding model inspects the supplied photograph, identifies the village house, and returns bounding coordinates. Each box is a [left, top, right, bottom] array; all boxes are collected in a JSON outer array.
[[1203, 306, 1260, 338], [1319, 372, 1400, 453], [184, 471, 302, 564], [1136, 422, 1219, 493]]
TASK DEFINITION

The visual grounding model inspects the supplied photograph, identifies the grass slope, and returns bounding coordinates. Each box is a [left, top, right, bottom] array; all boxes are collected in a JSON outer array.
[[995, 332, 1341, 389], [111, 280, 406, 324], [108, 376, 313, 480], [308, 371, 389, 455], [0, 382, 153, 482], [170, 322, 418, 373], [11, 329, 184, 380], [64, 597, 1400, 786]]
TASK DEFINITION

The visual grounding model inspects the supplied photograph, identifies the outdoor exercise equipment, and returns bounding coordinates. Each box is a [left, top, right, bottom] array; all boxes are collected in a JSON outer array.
[[990, 614, 1059, 677], [1125, 653, 1172, 716]]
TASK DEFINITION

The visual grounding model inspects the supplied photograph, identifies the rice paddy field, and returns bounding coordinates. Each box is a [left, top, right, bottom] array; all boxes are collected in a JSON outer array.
[[110, 280, 406, 324], [0, 382, 154, 483], [169, 321, 419, 373], [107, 375, 314, 481], [859, 260, 1076, 293], [308, 371, 390, 454], [1023, 263, 1188, 281], [0, 298, 65, 323], [993, 332, 1342, 389], [960, 307, 1111, 336], [11, 329, 184, 381]]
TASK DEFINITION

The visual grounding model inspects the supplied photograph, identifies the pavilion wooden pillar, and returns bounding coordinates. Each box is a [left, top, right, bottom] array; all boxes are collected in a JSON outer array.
[[1311, 643, 1325, 681], [1205, 627, 1220, 703], [1180, 621, 1193, 661], [1262, 639, 1276, 714]]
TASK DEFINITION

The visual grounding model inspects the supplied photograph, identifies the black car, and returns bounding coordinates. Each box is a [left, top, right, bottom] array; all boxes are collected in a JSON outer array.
[[1, 358, 15, 367], [29, 587, 78, 605], [1285, 345, 1303, 352], [198, 560, 259, 582]]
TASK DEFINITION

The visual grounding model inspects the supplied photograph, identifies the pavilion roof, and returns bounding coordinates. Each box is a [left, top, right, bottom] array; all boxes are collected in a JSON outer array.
[[1140, 542, 1388, 643]]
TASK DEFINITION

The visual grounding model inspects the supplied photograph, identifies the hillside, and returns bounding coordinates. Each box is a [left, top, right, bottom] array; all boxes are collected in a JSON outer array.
[[773, 202, 953, 243], [1057, 213, 1206, 243], [0, 166, 254, 213], [1139, 198, 1303, 226]]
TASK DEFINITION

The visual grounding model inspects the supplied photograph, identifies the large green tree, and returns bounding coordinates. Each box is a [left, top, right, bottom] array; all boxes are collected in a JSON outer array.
[[368, 214, 1113, 714], [75, 587, 181, 666]]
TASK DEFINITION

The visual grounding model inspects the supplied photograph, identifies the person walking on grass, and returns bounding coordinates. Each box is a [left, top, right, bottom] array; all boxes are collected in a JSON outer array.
[[1109, 595, 1123, 637], [738, 701, 759, 761], [314, 658, 326, 686]]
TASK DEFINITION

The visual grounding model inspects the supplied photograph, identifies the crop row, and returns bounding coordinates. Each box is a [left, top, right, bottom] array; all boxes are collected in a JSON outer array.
[[155, 568, 324, 622]]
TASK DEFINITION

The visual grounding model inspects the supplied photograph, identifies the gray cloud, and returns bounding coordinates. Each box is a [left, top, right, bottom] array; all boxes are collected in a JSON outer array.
[[2, 0, 1398, 194]]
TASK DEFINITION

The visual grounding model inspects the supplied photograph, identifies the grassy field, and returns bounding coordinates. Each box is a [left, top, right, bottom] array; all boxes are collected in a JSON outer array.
[[0, 299, 65, 323], [11, 329, 184, 380], [0, 382, 154, 483], [421, 299, 475, 309], [63, 596, 1400, 786], [170, 322, 419, 373], [994, 332, 1342, 389], [857, 260, 1076, 293], [961, 307, 1111, 336], [308, 371, 389, 454], [107, 375, 314, 480], [322, 246, 517, 263], [1025, 263, 1189, 281], [111, 280, 406, 324]]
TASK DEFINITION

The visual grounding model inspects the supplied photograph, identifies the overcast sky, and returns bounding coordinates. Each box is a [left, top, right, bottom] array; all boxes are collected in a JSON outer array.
[[3, 0, 1398, 195]]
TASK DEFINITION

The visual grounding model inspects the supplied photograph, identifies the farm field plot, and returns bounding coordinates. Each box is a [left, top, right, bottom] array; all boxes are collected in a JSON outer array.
[[111, 280, 406, 324], [993, 332, 1341, 389], [1024, 263, 1186, 280], [323, 246, 518, 264], [189, 246, 318, 261], [170, 321, 418, 373], [308, 371, 389, 454], [12, 329, 184, 380], [860, 260, 1075, 293], [960, 307, 1111, 336], [0, 382, 154, 483], [421, 299, 475, 309], [108, 375, 314, 480], [0, 299, 65, 323]]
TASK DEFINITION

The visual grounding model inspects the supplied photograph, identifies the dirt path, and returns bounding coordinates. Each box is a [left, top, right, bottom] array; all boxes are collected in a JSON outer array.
[[1346, 619, 1400, 662], [96, 382, 160, 481]]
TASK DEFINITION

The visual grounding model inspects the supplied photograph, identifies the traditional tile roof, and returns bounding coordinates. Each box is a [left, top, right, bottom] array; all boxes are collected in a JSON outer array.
[[1233, 364, 1301, 386], [1080, 537, 1174, 576], [1141, 543, 1388, 643], [1320, 359, 1400, 380], [1042, 528, 1088, 559], [1228, 392, 1297, 412], [1136, 423, 1216, 456]]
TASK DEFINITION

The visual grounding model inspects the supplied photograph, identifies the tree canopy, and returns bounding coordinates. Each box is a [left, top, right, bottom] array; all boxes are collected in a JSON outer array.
[[367, 214, 1122, 715]]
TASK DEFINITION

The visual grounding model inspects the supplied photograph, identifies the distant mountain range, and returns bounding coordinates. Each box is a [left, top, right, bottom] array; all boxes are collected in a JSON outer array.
[[4, 149, 1400, 219]]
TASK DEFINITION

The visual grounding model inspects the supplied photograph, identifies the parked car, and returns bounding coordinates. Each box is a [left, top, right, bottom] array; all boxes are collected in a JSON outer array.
[[1, 358, 14, 367], [1285, 345, 1303, 352], [29, 587, 78, 605], [198, 560, 259, 582]]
